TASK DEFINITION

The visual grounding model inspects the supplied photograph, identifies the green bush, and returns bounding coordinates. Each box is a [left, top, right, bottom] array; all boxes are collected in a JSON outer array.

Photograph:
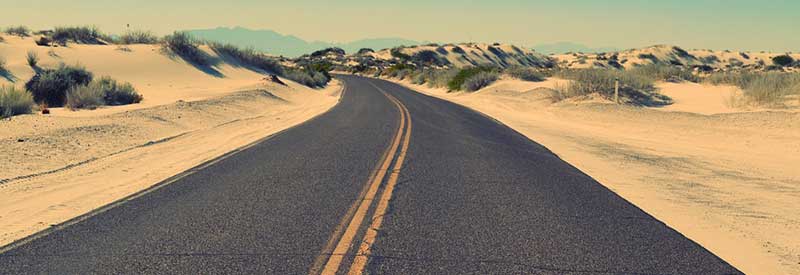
[[119, 30, 159, 44], [162, 32, 213, 66], [462, 72, 499, 91], [772, 55, 795, 67], [25, 64, 94, 107], [505, 66, 545, 82], [26, 51, 39, 68], [448, 66, 497, 91], [0, 86, 34, 117], [5, 26, 30, 37], [555, 68, 670, 106], [210, 42, 284, 74]]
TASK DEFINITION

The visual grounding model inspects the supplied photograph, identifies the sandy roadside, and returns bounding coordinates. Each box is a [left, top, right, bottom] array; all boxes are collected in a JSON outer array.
[[388, 77, 800, 275], [0, 80, 342, 248]]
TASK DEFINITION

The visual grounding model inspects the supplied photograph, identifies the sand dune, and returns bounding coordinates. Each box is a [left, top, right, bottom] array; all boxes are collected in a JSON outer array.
[[391, 77, 800, 275]]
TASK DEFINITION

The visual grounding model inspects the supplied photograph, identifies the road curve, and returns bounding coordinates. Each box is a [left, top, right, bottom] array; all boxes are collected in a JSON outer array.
[[0, 75, 741, 274]]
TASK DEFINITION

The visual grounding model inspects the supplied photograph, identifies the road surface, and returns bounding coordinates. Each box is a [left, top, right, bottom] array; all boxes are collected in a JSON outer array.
[[0, 75, 741, 274]]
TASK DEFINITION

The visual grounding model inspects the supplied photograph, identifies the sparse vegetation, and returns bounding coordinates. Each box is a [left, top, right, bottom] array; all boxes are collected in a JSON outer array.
[[629, 63, 698, 82], [0, 86, 34, 117], [25, 64, 94, 107], [357, 48, 374, 55], [210, 42, 283, 74], [162, 31, 213, 66], [51, 26, 113, 44], [505, 66, 545, 82], [554, 68, 671, 106], [706, 71, 800, 106], [448, 66, 498, 91], [26, 51, 39, 68], [119, 30, 159, 44], [5, 26, 31, 37], [65, 76, 142, 110], [462, 71, 499, 91]]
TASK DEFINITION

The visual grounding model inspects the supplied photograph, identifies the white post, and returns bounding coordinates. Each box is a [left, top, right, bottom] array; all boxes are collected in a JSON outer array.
[[614, 78, 620, 104]]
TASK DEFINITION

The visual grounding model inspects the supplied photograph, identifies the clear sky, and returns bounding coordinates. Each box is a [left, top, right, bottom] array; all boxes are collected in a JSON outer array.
[[2, 0, 798, 52]]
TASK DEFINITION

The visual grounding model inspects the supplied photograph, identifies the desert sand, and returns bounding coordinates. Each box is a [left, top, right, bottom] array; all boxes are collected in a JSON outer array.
[[392, 77, 800, 275], [0, 34, 342, 247]]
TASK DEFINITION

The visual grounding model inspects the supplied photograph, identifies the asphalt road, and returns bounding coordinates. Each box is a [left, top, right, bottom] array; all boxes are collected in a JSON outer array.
[[0, 75, 742, 274]]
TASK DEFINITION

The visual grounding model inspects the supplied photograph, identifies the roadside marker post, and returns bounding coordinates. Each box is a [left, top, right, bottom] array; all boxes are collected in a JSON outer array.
[[614, 78, 620, 104]]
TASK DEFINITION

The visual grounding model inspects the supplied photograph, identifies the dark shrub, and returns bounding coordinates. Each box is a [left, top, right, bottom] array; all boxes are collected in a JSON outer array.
[[66, 76, 142, 109], [451, 46, 466, 54], [772, 55, 794, 67], [26, 51, 39, 68], [25, 64, 93, 107], [311, 47, 345, 57]]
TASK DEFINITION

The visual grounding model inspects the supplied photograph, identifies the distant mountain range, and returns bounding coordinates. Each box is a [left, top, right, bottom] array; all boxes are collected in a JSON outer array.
[[185, 27, 620, 57], [185, 27, 422, 57], [532, 42, 620, 55]]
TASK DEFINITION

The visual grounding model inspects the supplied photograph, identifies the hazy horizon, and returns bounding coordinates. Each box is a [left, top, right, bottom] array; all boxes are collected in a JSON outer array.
[[2, 0, 799, 52]]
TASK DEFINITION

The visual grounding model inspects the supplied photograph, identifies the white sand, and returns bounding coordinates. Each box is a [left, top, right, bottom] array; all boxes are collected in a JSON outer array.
[[392, 77, 800, 275], [0, 34, 342, 247]]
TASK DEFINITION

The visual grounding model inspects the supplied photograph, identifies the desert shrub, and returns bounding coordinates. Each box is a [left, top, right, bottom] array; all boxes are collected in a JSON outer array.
[[772, 55, 795, 67], [0, 86, 34, 117], [462, 71, 499, 91], [0, 57, 6, 75], [93, 76, 142, 105], [162, 31, 213, 66], [25, 64, 94, 107], [428, 69, 459, 88], [66, 83, 105, 110], [119, 30, 159, 44], [384, 63, 416, 78], [357, 48, 374, 55], [706, 71, 800, 106], [311, 47, 345, 57], [5, 26, 30, 37], [447, 66, 497, 91], [26, 51, 39, 68], [210, 42, 284, 74], [505, 66, 545, 82], [451, 46, 466, 54], [51, 26, 112, 44], [700, 55, 719, 64], [65, 76, 142, 109], [390, 48, 411, 60], [0, 36, 4, 43], [555, 68, 670, 106], [411, 50, 449, 66], [284, 69, 329, 88], [629, 63, 698, 82]]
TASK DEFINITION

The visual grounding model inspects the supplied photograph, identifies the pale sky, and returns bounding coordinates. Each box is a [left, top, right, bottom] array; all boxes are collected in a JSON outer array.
[[2, 0, 798, 52]]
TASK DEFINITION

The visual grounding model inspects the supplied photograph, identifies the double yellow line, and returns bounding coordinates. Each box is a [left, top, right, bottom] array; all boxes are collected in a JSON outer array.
[[310, 82, 412, 275]]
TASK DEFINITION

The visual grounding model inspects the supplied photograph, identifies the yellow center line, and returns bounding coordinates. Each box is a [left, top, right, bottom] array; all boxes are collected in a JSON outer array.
[[346, 86, 413, 275], [318, 82, 410, 275]]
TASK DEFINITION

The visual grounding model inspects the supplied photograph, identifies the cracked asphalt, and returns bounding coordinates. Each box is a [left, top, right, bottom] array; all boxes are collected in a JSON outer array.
[[0, 75, 741, 274]]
